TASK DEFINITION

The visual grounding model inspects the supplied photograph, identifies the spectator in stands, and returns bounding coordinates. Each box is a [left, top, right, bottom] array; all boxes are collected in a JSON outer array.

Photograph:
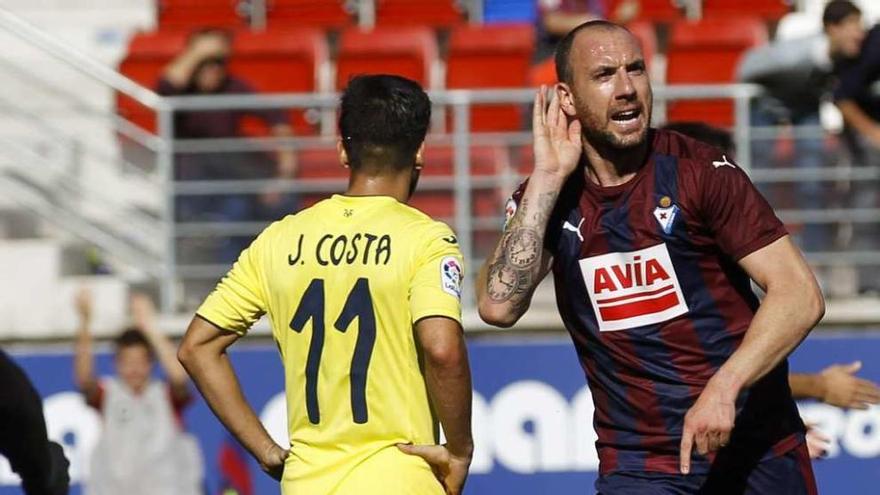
[[73, 289, 203, 495], [827, 0, 880, 293], [158, 28, 298, 262], [735, 2, 861, 255], [531, 0, 639, 85]]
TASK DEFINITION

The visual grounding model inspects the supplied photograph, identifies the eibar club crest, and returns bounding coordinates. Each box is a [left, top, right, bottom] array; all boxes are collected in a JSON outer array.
[[653, 195, 679, 235]]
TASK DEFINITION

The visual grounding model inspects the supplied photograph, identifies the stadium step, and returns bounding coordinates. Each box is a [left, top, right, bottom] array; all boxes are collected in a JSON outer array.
[[0, 239, 130, 340]]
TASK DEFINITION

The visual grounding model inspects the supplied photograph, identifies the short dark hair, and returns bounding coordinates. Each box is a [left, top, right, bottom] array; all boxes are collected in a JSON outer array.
[[555, 20, 628, 84], [338, 74, 431, 171], [114, 328, 154, 359], [823, 0, 861, 27]]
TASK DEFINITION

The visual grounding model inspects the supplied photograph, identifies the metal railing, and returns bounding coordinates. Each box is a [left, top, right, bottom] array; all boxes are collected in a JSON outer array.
[[152, 84, 773, 309], [2, 6, 878, 313]]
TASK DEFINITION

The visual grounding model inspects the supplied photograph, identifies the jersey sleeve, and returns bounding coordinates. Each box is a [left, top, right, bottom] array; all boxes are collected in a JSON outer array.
[[696, 153, 788, 261], [409, 222, 464, 325], [196, 229, 271, 335]]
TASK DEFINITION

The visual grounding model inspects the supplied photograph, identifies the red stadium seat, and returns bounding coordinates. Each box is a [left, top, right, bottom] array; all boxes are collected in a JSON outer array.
[[294, 148, 344, 208], [117, 31, 188, 133], [607, 0, 680, 23], [266, 0, 352, 28], [446, 24, 534, 131], [627, 21, 657, 67], [702, 0, 791, 21], [528, 20, 656, 86], [229, 29, 328, 135], [666, 17, 767, 127], [423, 145, 509, 177], [375, 0, 465, 28], [117, 29, 327, 135], [296, 145, 510, 218], [415, 145, 511, 221], [298, 146, 506, 178], [336, 26, 438, 89], [157, 0, 245, 30], [297, 148, 345, 179]]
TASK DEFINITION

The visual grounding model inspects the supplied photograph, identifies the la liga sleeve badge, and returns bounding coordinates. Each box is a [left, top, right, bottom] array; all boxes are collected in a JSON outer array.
[[440, 256, 463, 298]]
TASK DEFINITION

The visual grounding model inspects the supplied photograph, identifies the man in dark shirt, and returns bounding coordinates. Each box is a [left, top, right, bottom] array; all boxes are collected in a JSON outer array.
[[735, 2, 873, 258], [158, 28, 298, 262], [825, 1, 880, 293], [479, 20, 825, 494], [835, 20, 880, 132]]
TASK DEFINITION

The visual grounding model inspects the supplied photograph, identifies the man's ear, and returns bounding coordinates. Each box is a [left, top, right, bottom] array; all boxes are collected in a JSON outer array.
[[414, 142, 425, 170], [337, 139, 350, 169], [556, 82, 577, 117]]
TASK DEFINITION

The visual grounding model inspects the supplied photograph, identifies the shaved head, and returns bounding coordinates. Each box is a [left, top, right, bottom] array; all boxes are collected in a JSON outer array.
[[555, 20, 634, 84], [553, 19, 651, 152]]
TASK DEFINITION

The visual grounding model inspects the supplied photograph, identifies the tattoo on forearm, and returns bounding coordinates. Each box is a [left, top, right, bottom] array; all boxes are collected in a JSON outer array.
[[503, 228, 541, 269], [486, 191, 558, 305]]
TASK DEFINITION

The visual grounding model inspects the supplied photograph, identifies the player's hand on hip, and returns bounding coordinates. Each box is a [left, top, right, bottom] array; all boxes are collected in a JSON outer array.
[[532, 85, 582, 180], [804, 422, 831, 459], [258, 443, 289, 481], [398, 443, 471, 495], [679, 381, 735, 474]]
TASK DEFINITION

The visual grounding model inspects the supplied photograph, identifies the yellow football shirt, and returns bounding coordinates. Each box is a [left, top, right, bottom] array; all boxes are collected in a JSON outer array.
[[197, 194, 464, 495]]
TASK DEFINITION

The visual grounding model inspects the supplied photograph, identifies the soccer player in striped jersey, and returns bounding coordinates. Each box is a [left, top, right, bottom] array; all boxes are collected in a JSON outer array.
[[179, 75, 473, 495], [478, 21, 824, 494]]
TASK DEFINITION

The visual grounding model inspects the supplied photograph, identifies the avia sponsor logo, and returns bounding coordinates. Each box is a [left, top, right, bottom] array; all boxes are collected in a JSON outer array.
[[579, 243, 688, 331]]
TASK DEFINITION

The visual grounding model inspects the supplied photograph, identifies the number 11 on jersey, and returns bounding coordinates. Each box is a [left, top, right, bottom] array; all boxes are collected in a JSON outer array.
[[289, 277, 377, 425]]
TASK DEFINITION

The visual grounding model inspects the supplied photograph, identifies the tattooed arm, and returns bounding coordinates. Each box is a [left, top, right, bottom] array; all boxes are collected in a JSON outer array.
[[477, 86, 582, 327]]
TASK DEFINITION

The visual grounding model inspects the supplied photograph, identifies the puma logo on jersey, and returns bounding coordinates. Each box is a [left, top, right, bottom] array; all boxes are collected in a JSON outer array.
[[579, 244, 689, 332], [563, 218, 585, 242], [712, 155, 736, 169]]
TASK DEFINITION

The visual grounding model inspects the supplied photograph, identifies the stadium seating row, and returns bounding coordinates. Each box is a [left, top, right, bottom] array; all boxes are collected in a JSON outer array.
[[119, 12, 773, 232], [118, 24, 535, 134], [155, 0, 793, 30], [158, 0, 462, 29], [118, 17, 767, 133]]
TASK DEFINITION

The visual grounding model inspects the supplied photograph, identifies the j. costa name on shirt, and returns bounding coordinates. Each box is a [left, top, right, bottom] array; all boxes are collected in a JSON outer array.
[[287, 233, 392, 266]]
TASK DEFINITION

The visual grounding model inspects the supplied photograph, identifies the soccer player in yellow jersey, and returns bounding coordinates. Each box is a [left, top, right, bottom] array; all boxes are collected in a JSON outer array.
[[178, 75, 473, 495]]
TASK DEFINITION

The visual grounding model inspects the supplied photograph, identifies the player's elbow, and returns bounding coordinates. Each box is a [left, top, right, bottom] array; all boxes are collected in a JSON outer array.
[[477, 300, 520, 328], [423, 338, 468, 371], [804, 280, 825, 328], [781, 270, 825, 332], [177, 339, 198, 371]]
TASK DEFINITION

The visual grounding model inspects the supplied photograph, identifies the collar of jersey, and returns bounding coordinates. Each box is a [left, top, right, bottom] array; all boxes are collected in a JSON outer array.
[[333, 194, 400, 204]]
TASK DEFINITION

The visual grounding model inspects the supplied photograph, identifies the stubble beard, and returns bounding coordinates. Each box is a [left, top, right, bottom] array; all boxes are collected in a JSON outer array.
[[581, 108, 651, 152]]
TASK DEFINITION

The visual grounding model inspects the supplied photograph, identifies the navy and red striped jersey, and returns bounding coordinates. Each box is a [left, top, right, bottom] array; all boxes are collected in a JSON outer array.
[[509, 128, 804, 475]]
